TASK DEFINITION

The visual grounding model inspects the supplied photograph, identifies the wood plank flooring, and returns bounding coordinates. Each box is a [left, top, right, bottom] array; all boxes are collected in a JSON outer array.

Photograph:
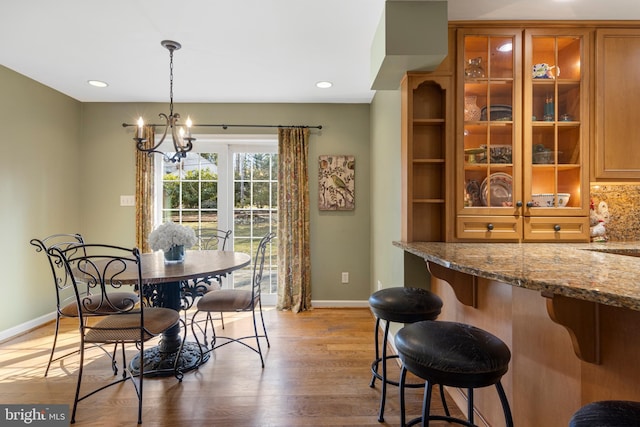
[[0, 308, 463, 426]]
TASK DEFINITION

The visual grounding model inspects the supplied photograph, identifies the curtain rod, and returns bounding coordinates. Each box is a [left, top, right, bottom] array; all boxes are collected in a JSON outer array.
[[122, 123, 322, 130]]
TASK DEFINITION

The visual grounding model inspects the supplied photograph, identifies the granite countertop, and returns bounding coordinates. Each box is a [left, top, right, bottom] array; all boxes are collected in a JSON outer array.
[[393, 241, 640, 311]]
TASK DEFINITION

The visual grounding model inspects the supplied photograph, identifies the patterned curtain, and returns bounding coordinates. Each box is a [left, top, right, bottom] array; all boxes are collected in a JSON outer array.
[[276, 127, 312, 312], [135, 126, 154, 253]]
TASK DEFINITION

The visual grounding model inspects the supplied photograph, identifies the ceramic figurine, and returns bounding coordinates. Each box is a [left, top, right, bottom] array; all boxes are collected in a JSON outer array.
[[590, 199, 609, 242], [532, 63, 557, 79]]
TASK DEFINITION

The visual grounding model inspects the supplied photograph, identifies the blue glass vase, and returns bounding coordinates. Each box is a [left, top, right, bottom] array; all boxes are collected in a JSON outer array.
[[164, 245, 185, 264]]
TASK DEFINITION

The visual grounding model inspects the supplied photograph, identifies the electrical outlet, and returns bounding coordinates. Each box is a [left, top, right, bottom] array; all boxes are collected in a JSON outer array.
[[341, 272, 349, 284]]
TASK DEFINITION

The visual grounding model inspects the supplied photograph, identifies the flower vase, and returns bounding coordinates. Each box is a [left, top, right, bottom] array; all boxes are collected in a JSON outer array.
[[164, 245, 185, 264], [464, 96, 482, 122]]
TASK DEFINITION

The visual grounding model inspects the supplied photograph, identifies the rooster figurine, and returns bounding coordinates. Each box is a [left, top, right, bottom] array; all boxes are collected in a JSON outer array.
[[590, 199, 609, 242]]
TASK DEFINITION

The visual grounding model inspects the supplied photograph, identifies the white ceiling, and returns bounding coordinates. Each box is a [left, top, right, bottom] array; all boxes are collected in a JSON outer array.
[[1, 0, 639, 104]]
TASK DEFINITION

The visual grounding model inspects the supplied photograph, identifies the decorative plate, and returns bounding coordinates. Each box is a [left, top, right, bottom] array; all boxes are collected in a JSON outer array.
[[480, 172, 513, 207]]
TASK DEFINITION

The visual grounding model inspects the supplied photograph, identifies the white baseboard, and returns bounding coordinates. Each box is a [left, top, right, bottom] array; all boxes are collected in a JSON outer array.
[[0, 312, 55, 343]]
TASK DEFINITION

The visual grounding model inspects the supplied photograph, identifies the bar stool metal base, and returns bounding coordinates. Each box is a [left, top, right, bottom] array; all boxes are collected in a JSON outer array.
[[369, 318, 450, 422], [401, 366, 512, 427], [368, 287, 443, 423]]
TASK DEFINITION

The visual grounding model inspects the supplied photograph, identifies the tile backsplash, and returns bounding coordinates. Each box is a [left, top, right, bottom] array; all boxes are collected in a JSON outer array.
[[590, 184, 640, 241]]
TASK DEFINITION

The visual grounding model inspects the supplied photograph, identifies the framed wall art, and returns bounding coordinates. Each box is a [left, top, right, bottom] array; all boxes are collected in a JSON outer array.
[[318, 155, 355, 211]]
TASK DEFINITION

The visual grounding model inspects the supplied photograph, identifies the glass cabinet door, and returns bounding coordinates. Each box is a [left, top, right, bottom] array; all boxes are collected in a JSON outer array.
[[459, 30, 522, 214], [524, 30, 589, 214]]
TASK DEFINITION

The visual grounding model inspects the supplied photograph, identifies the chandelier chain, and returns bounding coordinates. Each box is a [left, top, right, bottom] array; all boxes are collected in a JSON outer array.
[[169, 48, 174, 117]]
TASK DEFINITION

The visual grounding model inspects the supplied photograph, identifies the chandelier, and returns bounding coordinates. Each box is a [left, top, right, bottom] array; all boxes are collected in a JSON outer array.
[[134, 40, 194, 163]]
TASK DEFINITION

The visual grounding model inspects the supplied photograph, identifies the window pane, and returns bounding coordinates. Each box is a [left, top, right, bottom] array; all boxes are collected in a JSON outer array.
[[181, 181, 199, 208], [252, 182, 270, 207], [234, 182, 251, 207], [271, 182, 278, 207], [201, 181, 217, 208], [162, 181, 180, 209], [252, 154, 271, 179], [271, 154, 278, 178]]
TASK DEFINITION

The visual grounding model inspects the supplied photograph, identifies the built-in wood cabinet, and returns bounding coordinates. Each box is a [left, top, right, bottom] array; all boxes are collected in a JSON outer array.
[[401, 73, 454, 242], [594, 28, 640, 180], [456, 28, 590, 242], [456, 29, 523, 241], [523, 29, 590, 240], [400, 23, 640, 243]]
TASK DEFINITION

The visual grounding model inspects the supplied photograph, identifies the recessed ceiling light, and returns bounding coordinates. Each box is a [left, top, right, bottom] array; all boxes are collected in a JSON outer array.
[[88, 80, 108, 88], [316, 81, 333, 89]]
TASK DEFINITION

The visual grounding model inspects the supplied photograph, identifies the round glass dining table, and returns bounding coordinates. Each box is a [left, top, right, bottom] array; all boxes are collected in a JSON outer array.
[[126, 250, 251, 375]]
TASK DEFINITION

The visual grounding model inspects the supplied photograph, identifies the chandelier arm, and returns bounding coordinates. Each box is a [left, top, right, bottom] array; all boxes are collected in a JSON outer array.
[[134, 113, 170, 155]]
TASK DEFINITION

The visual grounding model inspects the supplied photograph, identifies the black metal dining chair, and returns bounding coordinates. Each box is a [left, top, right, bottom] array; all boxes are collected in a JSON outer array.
[[30, 233, 140, 377], [48, 243, 185, 424], [190, 232, 275, 367], [181, 228, 232, 326]]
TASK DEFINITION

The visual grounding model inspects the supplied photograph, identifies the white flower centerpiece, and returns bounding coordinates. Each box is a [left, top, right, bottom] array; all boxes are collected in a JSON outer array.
[[149, 221, 197, 264]]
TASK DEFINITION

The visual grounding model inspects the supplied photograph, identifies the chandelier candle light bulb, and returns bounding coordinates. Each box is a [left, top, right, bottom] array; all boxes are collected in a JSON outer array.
[[137, 117, 144, 138], [186, 116, 192, 138]]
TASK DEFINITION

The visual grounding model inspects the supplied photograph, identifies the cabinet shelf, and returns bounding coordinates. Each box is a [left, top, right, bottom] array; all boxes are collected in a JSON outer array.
[[413, 119, 445, 125], [465, 120, 514, 125], [464, 163, 514, 169], [464, 78, 514, 84], [402, 74, 453, 243], [414, 158, 445, 164], [532, 79, 581, 85], [532, 164, 581, 171], [532, 121, 581, 126], [413, 199, 446, 204]]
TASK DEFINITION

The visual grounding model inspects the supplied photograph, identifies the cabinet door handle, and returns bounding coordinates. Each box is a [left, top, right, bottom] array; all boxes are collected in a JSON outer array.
[[487, 223, 494, 231], [554, 224, 561, 232], [516, 200, 523, 207], [526, 201, 534, 208]]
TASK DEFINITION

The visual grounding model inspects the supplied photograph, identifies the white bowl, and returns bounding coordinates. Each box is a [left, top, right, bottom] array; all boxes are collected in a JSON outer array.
[[531, 193, 570, 207]]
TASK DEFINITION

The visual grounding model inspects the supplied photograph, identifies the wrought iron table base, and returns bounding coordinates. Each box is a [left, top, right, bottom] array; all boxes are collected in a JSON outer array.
[[131, 280, 210, 376], [130, 341, 209, 376]]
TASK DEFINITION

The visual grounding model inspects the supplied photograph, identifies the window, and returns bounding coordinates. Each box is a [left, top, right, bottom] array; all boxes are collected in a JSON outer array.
[[154, 135, 278, 303]]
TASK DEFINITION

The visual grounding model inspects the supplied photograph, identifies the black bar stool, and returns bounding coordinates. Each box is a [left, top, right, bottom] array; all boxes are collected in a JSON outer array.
[[569, 400, 640, 426], [368, 287, 444, 422], [395, 320, 513, 427]]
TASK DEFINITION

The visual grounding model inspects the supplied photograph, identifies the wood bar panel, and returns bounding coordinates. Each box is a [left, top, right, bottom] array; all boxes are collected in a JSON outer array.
[[431, 271, 640, 426]]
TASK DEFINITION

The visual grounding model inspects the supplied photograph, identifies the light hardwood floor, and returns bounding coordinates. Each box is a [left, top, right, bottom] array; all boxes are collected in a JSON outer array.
[[0, 308, 462, 426]]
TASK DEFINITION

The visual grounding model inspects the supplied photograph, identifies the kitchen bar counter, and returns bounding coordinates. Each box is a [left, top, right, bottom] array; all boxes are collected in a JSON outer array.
[[393, 240, 640, 427], [393, 241, 640, 311]]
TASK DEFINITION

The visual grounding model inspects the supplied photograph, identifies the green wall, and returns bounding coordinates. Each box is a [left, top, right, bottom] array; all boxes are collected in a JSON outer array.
[[369, 90, 404, 291], [1, 64, 382, 335], [79, 102, 372, 302], [0, 65, 82, 334]]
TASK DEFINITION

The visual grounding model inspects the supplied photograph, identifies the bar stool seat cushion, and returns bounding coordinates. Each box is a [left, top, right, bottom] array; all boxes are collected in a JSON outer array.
[[395, 320, 511, 389], [368, 287, 442, 323], [569, 400, 640, 427]]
